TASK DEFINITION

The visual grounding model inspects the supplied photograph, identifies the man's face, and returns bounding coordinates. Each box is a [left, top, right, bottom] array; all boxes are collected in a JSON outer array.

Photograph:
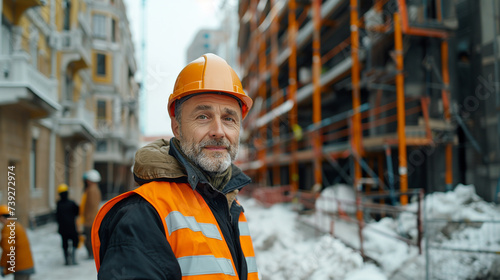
[[172, 94, 242, 173]]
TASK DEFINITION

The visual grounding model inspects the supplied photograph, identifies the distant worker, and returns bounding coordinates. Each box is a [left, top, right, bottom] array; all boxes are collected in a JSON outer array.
[[56, 184, 80, 265], [92, 53, 259, 279], [0, 205, 35, 280], [82, 169, 102, 259]]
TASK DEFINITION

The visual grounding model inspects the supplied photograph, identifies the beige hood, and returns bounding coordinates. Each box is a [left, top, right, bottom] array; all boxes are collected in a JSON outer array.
[[133, 139, 186, 181]]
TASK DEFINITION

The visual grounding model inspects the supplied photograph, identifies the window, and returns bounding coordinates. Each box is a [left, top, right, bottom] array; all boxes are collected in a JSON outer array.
[[97, 100, 106, 120], [111, 18, 117, 42], [93, 14, 107, 38], [65, 73, 74, 101], [96, 140, 107, 152], [30, 138, 37, 190], [64, 148, 71, 184], [96, 53, 106, 76], [1, 23, 12, 56], [63, 0, 71, 30]]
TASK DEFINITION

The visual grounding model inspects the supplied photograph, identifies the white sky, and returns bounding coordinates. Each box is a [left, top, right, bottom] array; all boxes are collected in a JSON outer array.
[[123, 0, 224, 137]]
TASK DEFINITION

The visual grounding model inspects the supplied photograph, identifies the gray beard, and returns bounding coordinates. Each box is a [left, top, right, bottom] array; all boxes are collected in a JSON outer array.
[[179, 135, 238, 173]]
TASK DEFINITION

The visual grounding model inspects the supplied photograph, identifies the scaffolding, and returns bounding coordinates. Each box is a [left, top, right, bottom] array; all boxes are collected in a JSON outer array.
[[237, 0, 459, 207]]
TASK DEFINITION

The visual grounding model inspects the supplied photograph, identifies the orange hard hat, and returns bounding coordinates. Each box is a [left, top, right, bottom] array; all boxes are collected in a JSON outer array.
[[0, 205, 10, 216], [168, 53, 253, 119]]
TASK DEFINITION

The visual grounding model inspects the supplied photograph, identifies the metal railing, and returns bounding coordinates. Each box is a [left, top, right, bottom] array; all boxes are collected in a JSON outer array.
[[0, 54, 58, 105], [245, 185, 425, 259], [425, 216, 500, 279]]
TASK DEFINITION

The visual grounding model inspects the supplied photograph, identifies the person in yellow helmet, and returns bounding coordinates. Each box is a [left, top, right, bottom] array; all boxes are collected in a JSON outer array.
[[0, 205, 35, 280], [92, 54, 259, 279], [56, 184, 80, 265]]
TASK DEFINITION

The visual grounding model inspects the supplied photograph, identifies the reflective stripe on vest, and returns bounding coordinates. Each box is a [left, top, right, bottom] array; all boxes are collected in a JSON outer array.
[[167, 211, 259, 276], [166, 211, 222, 240], [178, 255, 235, 277], [246, 257, 258, 274], [238, 221, 250, 236]]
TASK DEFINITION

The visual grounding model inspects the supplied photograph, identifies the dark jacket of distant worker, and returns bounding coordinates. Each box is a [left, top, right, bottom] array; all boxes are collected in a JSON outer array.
[[56, 183, 80, 265], [92, 53, 259, 279]]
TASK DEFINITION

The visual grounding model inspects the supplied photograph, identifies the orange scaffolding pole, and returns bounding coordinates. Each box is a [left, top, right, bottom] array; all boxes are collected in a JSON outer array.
[[441, 40, 453, 190], [288, 0, 299, 193], [350, 0, 364, 259], [271, 0, 281, 186], [394, 12, 408, 205], [258, 27, 268, 185], [374, 0, 386, 12], [312, 0, 323, 189], [350, 0, 362, 187]]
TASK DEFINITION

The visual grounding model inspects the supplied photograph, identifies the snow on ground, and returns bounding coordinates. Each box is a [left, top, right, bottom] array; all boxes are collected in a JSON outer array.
[[241, 197, 387, 280], [241, 183, 500, 279], [14, 183, 500, 279], [27, 223, 97, 280]]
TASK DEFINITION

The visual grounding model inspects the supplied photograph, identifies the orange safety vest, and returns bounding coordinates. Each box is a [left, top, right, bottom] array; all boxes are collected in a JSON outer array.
[[92, 181, 259, 279]]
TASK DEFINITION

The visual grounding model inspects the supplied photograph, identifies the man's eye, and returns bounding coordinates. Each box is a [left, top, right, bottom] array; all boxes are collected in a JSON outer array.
[[224, 117, 235, 122], [197, 115, 208, 120]]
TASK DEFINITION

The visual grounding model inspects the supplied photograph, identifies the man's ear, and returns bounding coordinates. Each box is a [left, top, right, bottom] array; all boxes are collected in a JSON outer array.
[[171, 117, 180, 138]]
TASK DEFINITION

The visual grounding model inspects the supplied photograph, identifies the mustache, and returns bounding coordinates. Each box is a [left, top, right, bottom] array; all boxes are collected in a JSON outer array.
[[199, 138, 231, 149]]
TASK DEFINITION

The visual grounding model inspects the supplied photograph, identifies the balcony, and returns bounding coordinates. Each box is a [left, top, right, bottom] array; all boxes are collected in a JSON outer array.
[[60, 29, 91, 72], [96, 120, 126, 139], [0, 53, 60, 117], [3, 0, 43, 24], [93, 118, 139, 163], [59, 101, 97, 143]]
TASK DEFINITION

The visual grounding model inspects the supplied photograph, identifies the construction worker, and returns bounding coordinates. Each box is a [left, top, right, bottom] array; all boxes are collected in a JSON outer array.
[[56, 184, 80, 265], [82, 169, 102, 259], [92, 53, 259, 279], [0, 205, 35, 280]]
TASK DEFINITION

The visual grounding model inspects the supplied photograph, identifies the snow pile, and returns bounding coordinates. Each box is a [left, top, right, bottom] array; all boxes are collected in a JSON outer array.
[[310, 183, 500, 279], [242, 198, 386, 280], [21, 183, 499, 280], [423, 184, 500, 280], [314, 184, 356, 214], [425, 183, 499, 220], [363, 218, 420, 274]]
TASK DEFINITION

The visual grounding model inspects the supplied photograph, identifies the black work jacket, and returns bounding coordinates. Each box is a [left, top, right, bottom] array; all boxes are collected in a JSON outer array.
[[56, 197, 79, 236]]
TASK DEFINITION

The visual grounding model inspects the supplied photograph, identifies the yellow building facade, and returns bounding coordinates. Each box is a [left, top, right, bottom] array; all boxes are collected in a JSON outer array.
[[0, 0, 139, 226]]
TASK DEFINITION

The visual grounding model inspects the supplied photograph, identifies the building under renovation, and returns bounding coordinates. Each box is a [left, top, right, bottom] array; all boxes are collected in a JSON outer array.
[[236, 0, 500, 203]]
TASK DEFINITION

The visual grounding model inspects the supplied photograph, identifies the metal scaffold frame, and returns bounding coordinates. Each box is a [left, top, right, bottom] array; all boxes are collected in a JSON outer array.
[[237, 0, 456, 209]]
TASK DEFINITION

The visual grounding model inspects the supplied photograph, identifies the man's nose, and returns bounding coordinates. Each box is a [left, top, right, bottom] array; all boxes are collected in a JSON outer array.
[[209, 118, 225, 138]]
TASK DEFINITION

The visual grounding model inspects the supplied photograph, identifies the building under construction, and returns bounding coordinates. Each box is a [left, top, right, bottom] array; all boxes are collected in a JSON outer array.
[[236, 0, 500, 203]]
